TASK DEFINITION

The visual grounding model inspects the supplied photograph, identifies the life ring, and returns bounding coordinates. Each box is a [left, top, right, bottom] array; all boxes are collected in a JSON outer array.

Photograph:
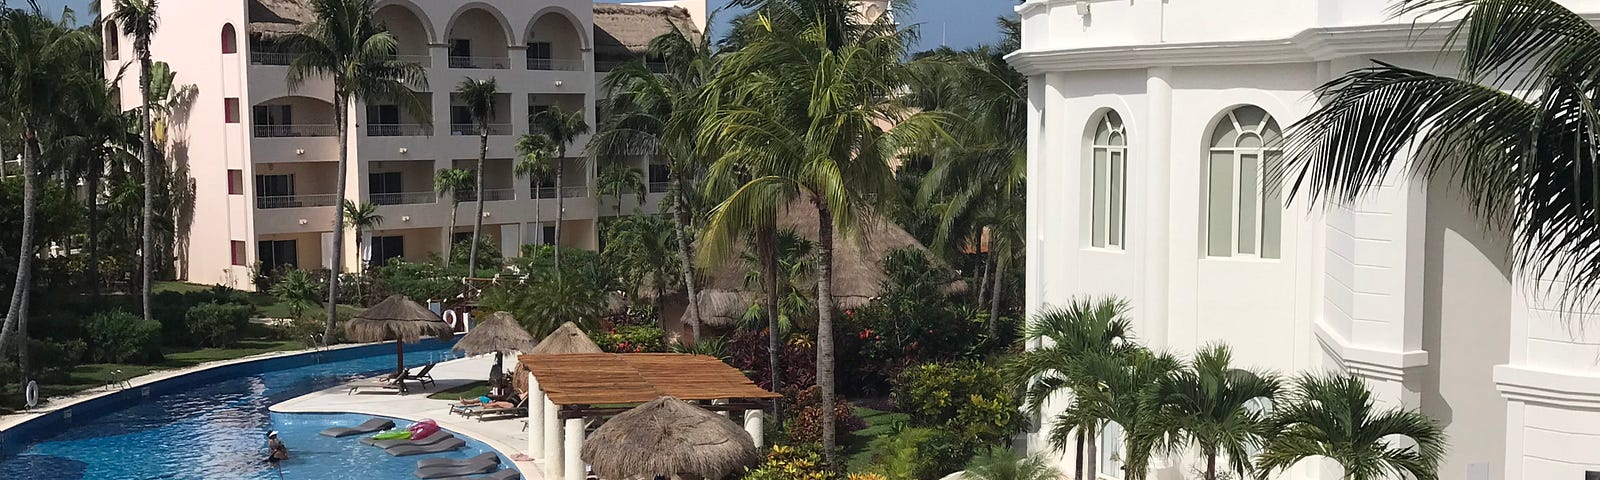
[[442, 310, 458, 329], [24, 380, 38, 409]]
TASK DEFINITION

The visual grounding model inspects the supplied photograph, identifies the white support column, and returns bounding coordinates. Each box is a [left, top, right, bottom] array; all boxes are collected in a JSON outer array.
[[564, 417, 585, 480], [528, 374, 545, 458], [543, 398, 561, 478], [713, 399, 729, 417], [743, 410, 764, 448], [1143, 66, 1173, 351]]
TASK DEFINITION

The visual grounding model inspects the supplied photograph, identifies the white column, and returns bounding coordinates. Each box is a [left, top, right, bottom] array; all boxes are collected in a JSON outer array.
[[543, 398, 561, 478], [1143, 67, 1172, 351], [564, 417, 585, 480], [528, 375, 545, 458], [743, 410, 764, 448], [713, 398, 729, 417]]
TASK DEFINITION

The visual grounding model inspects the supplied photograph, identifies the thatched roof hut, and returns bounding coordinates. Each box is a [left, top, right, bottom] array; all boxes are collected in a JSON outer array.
[[347, 295, 456, 377], [514, 321, 605, 394], [581, 396, 759, 480], [248, 0, 312, 37], [453, 311, 537, 357], [593, 4, 701, 64]]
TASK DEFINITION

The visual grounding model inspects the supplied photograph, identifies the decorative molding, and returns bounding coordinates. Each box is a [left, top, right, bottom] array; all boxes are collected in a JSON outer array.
[[1495, 365, 1600, 409], [1313, 320, 1429, 383]]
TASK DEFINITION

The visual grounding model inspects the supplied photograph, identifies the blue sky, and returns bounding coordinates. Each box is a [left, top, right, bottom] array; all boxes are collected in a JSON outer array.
[[36, 0, 1014, 51]]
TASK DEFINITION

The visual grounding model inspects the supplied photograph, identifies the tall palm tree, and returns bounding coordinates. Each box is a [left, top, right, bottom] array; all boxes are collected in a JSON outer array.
[[530, 104, 590, 273], [1008, 298, 1137, 480], [455, 77, 497, 277], [1256, 373, 1446, 480], [433, 167, 473, 267], [107, 0, 159, 324], [59, 66, 139, 299], [1285, 0, 1600, 306], [596, 162, 645, 215], [702, 7, 943, 463], [515, 133, 556, 240], [342, 199, 383, 301], [283, 0, 428, 339], [1140, 344, 1280, 480]]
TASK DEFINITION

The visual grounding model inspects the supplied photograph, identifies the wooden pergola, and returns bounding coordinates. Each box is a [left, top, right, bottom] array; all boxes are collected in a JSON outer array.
[[520, 353, 781, 480]]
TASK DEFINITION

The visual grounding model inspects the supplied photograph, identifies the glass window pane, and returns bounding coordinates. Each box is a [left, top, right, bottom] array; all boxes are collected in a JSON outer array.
[[1233, 106, 1267, 132], [1239, 153, 1259, 255], [1207, 151, 1234, 257], [1261, 120, 1283, 148], [1092, 149, 1108, 247], [1100, 422, 1125, 479], [1237, 133, 1263, 149], [1211, 120, 1238, 148], [1110, 151, 1124, 248], [1095, 121, 1112, 145], [1263, 151, 1284, 259]]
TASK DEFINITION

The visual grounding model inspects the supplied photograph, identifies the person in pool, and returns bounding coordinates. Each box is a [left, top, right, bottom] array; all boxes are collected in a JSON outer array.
[[264, 431, 289, 464]]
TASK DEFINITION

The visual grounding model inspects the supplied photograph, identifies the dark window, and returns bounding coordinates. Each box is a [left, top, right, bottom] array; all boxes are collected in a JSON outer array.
[[453, 231, 473, 245], [222, 24, 238, 54], [257, 240, 297, 271], [228, 169, 244, 195], [526, 42, 552, 69], [224, 98, 241, 123], [370, 236, 405, 266], [541, 225, 557, 245], [254, 105, 293, 125], [369, 172, 403, 204], [367, 104, 401, 125], [648, 163, 669, 193], [448, 39, 470, 57], [255, 174, 295, 208], [230, 241, 247, 266], [529, 104, 551, 124]]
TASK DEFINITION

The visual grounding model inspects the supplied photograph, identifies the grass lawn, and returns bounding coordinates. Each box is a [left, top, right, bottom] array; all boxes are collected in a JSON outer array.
[[1, 338, 303, 415], [155, 281, 361, 319], [847, 406, 910, 472], [428, 381, 491, 401]]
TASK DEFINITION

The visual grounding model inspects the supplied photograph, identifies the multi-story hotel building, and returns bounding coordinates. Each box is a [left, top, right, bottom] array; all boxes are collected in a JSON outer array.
[[1011, 0, 1600, 479], [101, 0, 706, 287]]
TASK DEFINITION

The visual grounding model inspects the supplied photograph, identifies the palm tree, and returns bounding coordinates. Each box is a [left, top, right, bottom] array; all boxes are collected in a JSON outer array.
[[283, 0, 428, 339], [455, 77, 497, 277], [1141, 344, 1280, 480], [961, 446, 1063, 480], [530, 104, 590, 273], [343, 199, 384, 277], [515, 133, 557, 243], [1008, 298, 1136, 480], [1285, 0, 1600, 306], [1256, 373, 1446, 480], [59, 65, 139, 299], [433, 168, 473, 266], [107, 0, 159, 325], [596, 162, 645, 215]]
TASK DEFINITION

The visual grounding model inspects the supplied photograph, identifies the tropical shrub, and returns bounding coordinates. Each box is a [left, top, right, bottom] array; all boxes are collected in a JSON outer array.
[[450, 237, 503, 274], [787, 385, 867, 447], [742, 444, 832, 480], [864, 427, 973, 480], [371, 259, 461, 302], [480, 272, 608, 338], [892, 361, 1021, 445], [594, 325, 667, 353], [513, 244, 617, 292], [270, 268, 322, 319], [185, 302, 254, 348], [960, 447, 1063, 480], [728, 329, 817, 395], [85, 310, 162, 363], [150, 286, 252, 345]]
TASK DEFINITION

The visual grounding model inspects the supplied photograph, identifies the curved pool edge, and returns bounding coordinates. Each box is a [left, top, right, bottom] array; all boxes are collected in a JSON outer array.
[[270, 411, 528, 478], [0, 336, 461, 452]]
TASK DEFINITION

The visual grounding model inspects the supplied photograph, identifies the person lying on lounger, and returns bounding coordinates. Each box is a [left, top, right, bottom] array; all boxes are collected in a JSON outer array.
[[456, 386, 511, 406]]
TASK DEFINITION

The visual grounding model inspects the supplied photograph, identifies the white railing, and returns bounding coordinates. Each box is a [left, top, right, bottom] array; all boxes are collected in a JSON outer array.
[[257, 194, 338, 209], [450, 123, 512, 136], [250, 52, 297, 66], [449, 55, 510, 69], [254, 124, 338, 138], [367, 123, 429, 137], [370, 191, 436, 205], [390, 54, 432, 67], [648, 181, 669, 194], [459, 188, 515, 202], [526, 58, 585, 71]]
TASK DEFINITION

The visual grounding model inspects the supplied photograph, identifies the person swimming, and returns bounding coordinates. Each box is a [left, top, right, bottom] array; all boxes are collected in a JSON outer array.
[[264, 431, 289, 465]]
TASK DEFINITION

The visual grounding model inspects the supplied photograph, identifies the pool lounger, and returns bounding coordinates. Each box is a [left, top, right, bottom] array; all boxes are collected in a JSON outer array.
[[416, 452, 499, 469], [387, 437, 467, 456], [412, 455, 498, 478], [319, 418, 396, 438], [364, 432, 457, 449]]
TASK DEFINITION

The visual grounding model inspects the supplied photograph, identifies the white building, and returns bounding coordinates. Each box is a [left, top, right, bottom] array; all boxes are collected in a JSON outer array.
[[101, 0, 707, 287], [1010, 1, 1600, 479]]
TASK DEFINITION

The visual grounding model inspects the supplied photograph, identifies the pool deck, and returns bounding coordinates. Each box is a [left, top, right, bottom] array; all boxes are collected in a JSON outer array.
[[270, 355, 543, 480]]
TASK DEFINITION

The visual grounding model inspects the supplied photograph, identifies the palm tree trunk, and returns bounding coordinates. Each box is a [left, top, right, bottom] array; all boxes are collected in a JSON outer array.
[[326, 92, 348, 340], [1, 132, 40, 388], [1084, 426, 1098, 480], [976, 253, 990, 307], [1205, 452, 1217, 480], [758, 225, 780, 420], [87, 161, 102, 299], [814, 198, 838, 467], [469, 130, 487, 277], [1074, 432, 1086, 480], [139, 53, 155, 324], [445, 200, 458, 267], [553, 155, 564, 274], [988, 255, 1006, 338], [669, 172, 700, 343]]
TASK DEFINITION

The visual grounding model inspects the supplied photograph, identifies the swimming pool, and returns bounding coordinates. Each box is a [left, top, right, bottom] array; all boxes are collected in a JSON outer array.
[[0, 339, 509, 479]]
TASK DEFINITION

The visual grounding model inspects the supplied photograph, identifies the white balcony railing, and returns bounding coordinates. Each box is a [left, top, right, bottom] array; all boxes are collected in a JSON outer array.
[[257, 194, 338, 209], [458, 188, 515, 202], [526, 58, 585, 71], [450, 123, 512, 136], [250, 52, 298, 66], [370, 191, 436, 206], [367, 123, 430, 137], [254, 124, 338, 138], [449, 55, 510, 69], [390, 54, 432, 67]]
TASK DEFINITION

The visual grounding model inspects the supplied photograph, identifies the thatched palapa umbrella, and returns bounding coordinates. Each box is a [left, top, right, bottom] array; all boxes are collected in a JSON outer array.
[[581, 397, 759, 480], [514, 321, 604, 394], [454, 311, 537, 385], [346, 295, 456, 379]]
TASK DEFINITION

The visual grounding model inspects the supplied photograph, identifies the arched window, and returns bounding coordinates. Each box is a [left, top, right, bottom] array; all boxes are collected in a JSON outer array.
[[105, 21, 120, 60], [1089, 111, 1127, 249], [1205, 105, 1283, 259], [221, 23, 238, 54]]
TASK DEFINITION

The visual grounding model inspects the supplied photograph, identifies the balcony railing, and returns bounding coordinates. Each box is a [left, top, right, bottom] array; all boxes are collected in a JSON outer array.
[[389, 54, 432, 67], [534, 186, 557, 199], [457, 188, 516, 202], [450, 123, 512, 136], [367, 123, 430, 137], [526, 58, 585, 71], [648, 181, 669, 194], [250, 52, 298, 66], [257, 194, 338, 209], [562, 186, 588, 198], [254, 124, 338, 138], [370, 191, 436, 206], [448, 55, 510, 69]]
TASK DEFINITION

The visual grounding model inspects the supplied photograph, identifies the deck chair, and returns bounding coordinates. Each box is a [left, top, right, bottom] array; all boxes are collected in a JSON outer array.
[[319, 418, 395, 438], [416, 452, 498, 469], [363, 432, 456, 449], [347, 376, 407, 395], [386, 437, 466, 456], [471, 395, 529, 422], [402, 363, 436, 388], [413, 456, 498, 479]]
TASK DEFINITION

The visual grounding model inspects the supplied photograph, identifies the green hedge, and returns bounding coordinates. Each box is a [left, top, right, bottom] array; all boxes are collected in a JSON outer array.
[[186, 302, 254, 348], [85, 310, 162, 363]]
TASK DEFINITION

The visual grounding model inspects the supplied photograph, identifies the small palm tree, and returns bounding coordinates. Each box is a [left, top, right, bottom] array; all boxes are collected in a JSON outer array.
[[596, 162, 645, 215], [1008, 298, 1136, 480], [343, 200, 383, 301], [961, 446, 1063, 480], [455, 77, 496, 277], [270, 268, 323, 320], [1256, 373, 1446, 480], [530, 104, 591, 273], [1141, 344, 1280, 480], [108, 0, 159, 325], [432, 168, 473, 266], [515, 133, 557, 225]]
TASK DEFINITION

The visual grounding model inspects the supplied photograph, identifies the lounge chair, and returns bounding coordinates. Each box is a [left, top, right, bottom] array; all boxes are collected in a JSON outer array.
[[413, 456, 498, 479], [416, 452, 498, 469], [470, 396, 528, 422], [363, 432, 456, 449], [475, 469, 522, 480], [347, 373, 410, 395], [387, 437, 466, 456], [319, 418, 396, 438], [402, 364, 437, 388]]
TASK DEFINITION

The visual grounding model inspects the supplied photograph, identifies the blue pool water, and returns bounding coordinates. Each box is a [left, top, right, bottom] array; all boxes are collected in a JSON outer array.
[[0, 339, 515, 479]]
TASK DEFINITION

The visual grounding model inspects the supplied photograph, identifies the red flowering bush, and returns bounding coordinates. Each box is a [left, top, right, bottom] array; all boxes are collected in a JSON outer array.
[[785, 385, 866, 447], [594, 325, 667, 353], [728, 329, 817, 396]]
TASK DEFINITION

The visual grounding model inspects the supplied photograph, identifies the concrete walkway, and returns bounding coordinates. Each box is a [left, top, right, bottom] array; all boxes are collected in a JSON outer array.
[[271, 355, 543, 479]]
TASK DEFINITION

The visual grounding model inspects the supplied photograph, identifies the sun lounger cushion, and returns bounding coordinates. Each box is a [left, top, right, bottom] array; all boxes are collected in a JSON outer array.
[[319, 418, 396, 438], [387, 437, 467, 456], [367, 432, 456, 449], [416, 452, 499, 469], [476, 468, 523, 480], [413, 459, 497, 479]]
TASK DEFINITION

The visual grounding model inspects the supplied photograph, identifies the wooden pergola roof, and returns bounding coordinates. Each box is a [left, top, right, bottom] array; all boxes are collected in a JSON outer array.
[[519, 353, 781, 406]]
